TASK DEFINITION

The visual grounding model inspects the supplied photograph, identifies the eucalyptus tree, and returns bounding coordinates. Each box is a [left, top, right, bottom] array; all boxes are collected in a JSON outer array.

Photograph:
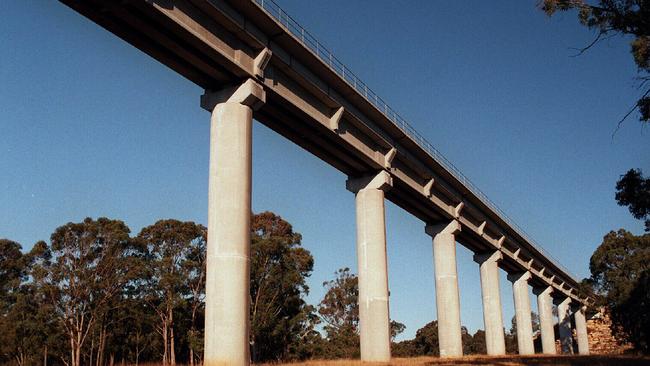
[[36, 217, 140, 366], [249, 211, 315, 362], [137, 219, 205, 366]]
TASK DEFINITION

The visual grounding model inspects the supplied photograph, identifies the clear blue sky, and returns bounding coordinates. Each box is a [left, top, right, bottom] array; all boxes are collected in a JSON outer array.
[[1, 0, 647, 340]]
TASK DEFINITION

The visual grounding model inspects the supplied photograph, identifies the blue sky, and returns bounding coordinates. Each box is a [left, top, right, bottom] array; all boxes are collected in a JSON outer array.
[[1, 0, 648, 340]]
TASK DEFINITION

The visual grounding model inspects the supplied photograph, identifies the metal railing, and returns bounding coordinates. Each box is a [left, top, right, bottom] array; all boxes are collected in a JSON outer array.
[[252, 0, 578, 283]]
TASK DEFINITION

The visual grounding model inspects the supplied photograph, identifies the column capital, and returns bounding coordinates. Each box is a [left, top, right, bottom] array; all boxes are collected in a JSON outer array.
[[346, 171, 392, 193], [201, 78, 266, 111], [425, 219, 461, 237], [533, 285, 554, 296], [473, 250, 502, 265], [507, 271, 531, 284], [571, 303, 588, 313], [554, 296, 572, 307]]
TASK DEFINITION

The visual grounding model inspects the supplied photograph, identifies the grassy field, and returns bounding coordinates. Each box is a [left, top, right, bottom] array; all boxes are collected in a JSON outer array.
[[256, 355, 650, 366]]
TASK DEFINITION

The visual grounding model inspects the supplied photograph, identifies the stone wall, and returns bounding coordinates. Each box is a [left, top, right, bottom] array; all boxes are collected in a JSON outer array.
[[586, 309, 634, 354]]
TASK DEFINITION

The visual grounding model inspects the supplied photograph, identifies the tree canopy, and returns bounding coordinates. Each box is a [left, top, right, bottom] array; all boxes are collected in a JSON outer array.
[[615, 169, 650, 231], [0, 213, 319, 366], [541, 0, 650, 125], [590, 229, 650, 352]]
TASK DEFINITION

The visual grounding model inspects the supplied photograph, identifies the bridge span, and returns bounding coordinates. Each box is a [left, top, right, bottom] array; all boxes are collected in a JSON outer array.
[[59, 0, 591, 364]]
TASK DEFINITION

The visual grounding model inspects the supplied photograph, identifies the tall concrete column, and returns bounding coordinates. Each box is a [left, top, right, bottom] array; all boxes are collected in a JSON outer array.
[[346, 171, 393, 362], [508, 272, 534, 355], [534, 286, 556, 354], [474, 251, 506, 355], [557, 297, 574, 354], [425, 220, 463, 357], [573, 305, 589, 355], [202, 80, 265, 366]]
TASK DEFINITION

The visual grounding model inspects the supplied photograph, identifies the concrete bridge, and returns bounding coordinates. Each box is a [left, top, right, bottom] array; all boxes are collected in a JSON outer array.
[[59, 0, 591, 364]]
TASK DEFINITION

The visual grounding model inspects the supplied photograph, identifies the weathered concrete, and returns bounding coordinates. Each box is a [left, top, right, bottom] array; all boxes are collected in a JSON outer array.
[[474, 251, 506, 355], [558, 297, 574, 355], [203, 80, 264, 366], [425, 221, 463, 358], [534, 286, 556, 355], [347, 171, 393, 362], [573, 305, 590, 355], [508, 271, 534, 355]]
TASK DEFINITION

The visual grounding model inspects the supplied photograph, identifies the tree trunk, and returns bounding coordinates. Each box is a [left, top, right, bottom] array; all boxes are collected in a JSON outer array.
[[89, 335, 95, 366], [170, 317, 176, 366], [167, 303, 176, 366], [162, 320, 168, 366], [69, 333, 75, 366], [97, 326, 106, 366], [44, 345, 48, 366]]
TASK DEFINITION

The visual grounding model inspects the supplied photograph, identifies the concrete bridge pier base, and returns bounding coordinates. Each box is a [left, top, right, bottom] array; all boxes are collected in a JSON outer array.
[[474, 251, 506, 355], [557, 297, 574, 354], [573, 305, 590, 355], [202, 79, 265, 366], [534, 286, 556, 354], [425, 220, 463, 357], [508, 271, 535, 355], [347, 171, 393, 363]]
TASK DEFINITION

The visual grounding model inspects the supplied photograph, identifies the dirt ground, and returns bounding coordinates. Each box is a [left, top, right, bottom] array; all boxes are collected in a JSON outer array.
[[257, 355, 650, 366]]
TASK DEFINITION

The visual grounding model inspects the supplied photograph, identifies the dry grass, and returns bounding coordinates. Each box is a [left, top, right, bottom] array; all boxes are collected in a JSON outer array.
[[256, 354, 650, 366]]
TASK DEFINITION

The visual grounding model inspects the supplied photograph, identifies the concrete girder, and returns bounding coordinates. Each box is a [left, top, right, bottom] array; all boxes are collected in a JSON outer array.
[[253, 47, 272, 78]]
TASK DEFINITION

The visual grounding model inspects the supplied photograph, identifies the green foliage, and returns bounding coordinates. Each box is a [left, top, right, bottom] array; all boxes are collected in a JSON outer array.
[[590, 229, 650, 352], [317, 267, 360, 359], [541, 0, 650, 123], [43, 218, 141, 366], [390, 320, 406, 341], [318, 267, 359, 335], [412, 320, 439, 356], [616, 169, 650, 231], [249, 211, 315, 362], [137, 219, 206, 365], [470, 329, 487, 355], [0, 240, 49, 366], [0, 239, 26, 309], [0, 212, 323, 366]]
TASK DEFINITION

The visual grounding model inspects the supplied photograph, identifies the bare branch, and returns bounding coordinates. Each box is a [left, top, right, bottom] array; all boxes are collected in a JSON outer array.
[[612, 88, 650, 138], [569, 28, 614, 57]]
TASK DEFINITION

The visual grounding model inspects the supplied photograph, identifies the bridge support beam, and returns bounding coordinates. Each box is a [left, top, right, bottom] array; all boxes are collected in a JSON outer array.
[[573, 305, 590, 355], [425, 220, 463, 357], [202, 79, 265, 366], [557, 297, 574, 354], [347, 171, 393, 362], [508, 271, 535, 355], [474, 251, 506, 355], [534, 286, 556, 354]]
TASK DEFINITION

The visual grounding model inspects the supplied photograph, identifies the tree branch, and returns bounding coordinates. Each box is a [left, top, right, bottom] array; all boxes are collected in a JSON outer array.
[[612, 87, 650, 137]]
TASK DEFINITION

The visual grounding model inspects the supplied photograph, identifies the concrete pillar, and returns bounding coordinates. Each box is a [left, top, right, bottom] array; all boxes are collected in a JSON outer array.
[[507, 271, 534, 355], [474, 251, 506, 355], [534, 286, 556, 354], [573, 305, 589, 355], [346, 172, 393, 362], [425, 220, 463, 357], [202, 80, 265, 366], [557, 297, 574, 354]]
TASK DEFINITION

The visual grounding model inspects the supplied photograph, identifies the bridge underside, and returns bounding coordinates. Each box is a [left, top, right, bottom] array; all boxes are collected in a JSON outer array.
[[58, 0, 589, 363]]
